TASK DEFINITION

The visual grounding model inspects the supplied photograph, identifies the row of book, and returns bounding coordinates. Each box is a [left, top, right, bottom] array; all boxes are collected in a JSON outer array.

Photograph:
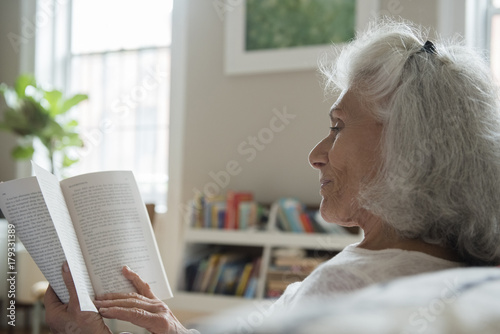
[[184, 253, 262, 298], [266, 248, 327, 298], [269, 198, 350, 234], [189, 191, 351, 234], [189, 191, 267, 230]]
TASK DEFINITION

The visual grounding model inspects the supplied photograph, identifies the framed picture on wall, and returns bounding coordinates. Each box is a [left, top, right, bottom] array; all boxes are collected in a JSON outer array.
[[224, 0, 379, 75]]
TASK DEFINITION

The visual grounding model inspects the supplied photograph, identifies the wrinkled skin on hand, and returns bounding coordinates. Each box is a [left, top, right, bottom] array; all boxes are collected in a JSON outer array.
[[95, 266, 194, 334], [45, 263, 196, 334], [44, 262, 112, 334]]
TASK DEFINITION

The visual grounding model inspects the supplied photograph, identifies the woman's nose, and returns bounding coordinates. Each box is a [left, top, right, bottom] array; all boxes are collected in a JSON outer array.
[[308, 137, 329, 169]]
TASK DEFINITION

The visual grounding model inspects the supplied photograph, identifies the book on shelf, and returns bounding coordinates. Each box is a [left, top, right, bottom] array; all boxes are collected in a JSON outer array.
[[238, 201, 260, 230], [208, 253, 246, 294], [202, 197, 226, 229], [214, 260, 246, 295], [189, 193, 355, 235], [190, 190, 265, 231], [199, 253, 223, 293], [243, 257, 262, 298], [191, 258, 209, 292], [265, 247, 327, 298], [185, 251, 261, 298], [189, 192, 205, 229], [225, 190, 254, 229], [268, 198, 309, 233], [0, 162, 172, 312], [267, 198, 354, 234], [299, 212, 315, 233], [235, 261, 254, 296]]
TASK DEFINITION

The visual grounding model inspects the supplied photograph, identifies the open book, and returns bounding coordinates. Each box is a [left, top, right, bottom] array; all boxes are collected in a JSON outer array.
[[0, 162, 172, 312]]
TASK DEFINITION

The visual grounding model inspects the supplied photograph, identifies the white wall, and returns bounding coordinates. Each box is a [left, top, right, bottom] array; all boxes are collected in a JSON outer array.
[[0, 0, 37, 182], [0, 0, 22, 182]]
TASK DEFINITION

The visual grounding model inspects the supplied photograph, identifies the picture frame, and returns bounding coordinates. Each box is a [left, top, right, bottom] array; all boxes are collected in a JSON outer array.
[[224, 0, 379, 75]]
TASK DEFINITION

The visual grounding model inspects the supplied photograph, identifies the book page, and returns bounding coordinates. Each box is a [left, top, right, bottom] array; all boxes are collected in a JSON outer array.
[[0, 177, 69, 303], [32, 162, 97, 312], [61, 171, 172, 300]]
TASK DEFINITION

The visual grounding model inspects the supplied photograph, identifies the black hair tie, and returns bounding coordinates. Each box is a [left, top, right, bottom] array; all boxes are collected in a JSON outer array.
[[420, 40, 437, 55]]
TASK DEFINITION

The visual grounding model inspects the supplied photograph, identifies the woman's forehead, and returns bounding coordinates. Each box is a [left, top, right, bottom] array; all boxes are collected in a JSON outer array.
[[329, 90, 356, 118], [329, 90, 378, 125]]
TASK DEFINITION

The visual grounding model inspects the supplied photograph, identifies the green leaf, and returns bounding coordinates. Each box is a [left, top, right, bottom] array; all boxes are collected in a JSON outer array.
[[0, 122, 10, 131], [0, 84, 19, 109], [48, 119, 66, 136], [15, 74, 36, 98], [11, 144, 34, 160], [20, 98, 51, 132], [3, 108, 31, 135], [65, 119, 79, 128], [62, 132, 83, 147], [1, 73, 87, 175], [44, 90, 63, 116], [37, 136, 52, 150], [59, 94, 88, 115], [62, 154, 79, 168]]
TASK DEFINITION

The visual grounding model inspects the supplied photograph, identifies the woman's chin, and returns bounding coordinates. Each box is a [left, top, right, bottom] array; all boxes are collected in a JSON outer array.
[[319, 205, 356, 227]]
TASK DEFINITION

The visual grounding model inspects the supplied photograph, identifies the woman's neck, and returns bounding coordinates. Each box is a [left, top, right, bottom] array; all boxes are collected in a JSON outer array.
[[357, 220, 462, 262]]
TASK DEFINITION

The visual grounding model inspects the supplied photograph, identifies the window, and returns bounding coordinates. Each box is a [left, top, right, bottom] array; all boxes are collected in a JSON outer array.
[[489, 0, 500, 82], [35, 0, 173, 211]]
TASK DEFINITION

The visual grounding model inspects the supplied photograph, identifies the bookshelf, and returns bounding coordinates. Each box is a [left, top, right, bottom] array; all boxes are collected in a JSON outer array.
[[168, 228, 363, 313]]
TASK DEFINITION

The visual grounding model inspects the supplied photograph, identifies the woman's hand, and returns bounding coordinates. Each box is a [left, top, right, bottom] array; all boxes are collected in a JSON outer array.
[[95, 266, 195, 334], [44, 262, 112, 334]]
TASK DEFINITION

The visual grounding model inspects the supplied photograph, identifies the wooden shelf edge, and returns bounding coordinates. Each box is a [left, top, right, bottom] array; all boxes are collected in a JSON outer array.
[[168, 291, 258, 313], [184, 228, 362, 249]]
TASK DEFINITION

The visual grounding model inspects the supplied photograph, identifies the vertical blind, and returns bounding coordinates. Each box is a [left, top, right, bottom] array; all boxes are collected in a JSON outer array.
[[491, 0, 500, 82], [67, 0, 172, 210]]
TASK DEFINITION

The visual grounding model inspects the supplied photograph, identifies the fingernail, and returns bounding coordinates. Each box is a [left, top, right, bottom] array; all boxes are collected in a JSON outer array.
[[63, 262, 70, 272], [99, 307, 108, 314]]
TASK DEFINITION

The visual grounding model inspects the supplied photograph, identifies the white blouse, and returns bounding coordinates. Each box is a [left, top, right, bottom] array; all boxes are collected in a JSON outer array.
[[272, 243, 463, 310]]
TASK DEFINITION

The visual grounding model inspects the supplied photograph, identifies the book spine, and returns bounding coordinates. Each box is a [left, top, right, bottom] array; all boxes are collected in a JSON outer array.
[[280, 198, 304, 233], [299, 212, 314, 233], [224, 191, 235, 229], [235, 262, 253, 296], [204, 201, 213, 228], [218, 209, 226, 229], [233, 193, 253, 229]]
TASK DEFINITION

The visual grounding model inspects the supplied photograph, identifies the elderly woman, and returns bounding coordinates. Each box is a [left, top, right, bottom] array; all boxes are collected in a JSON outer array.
[[45, 19, 500, 333]]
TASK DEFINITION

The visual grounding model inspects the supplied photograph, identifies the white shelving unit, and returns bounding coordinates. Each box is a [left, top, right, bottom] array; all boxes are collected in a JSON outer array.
[[183, 228, 361, 249], [168, 228, 362, 313]]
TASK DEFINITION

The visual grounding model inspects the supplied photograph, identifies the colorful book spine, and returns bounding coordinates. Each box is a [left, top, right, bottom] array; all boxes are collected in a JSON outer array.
[[225, 191, 253, 229], [299, 212, 314, 233], [224, 191, 236, 229], [212, 201, 226, 229], [278, 198, 304, 233], [238, 201, 258, 230], [235, 262, 254, 296]]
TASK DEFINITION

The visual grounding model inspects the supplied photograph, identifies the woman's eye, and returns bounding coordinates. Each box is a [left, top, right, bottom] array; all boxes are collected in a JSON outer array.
[[330, 122, 342, 134], [329, 120, 343, 137], [330, 126, 340, 133]]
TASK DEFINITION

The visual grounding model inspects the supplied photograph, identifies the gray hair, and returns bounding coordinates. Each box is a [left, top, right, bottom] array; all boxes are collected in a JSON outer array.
[[320, 19, 500, 265]]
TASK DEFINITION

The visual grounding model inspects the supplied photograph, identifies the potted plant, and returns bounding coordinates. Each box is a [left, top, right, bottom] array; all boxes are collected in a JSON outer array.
[[0, 74, 87, 177]]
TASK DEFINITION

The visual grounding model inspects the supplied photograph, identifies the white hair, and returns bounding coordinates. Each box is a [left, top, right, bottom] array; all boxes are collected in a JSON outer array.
[[320, 19, 500, 265]]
